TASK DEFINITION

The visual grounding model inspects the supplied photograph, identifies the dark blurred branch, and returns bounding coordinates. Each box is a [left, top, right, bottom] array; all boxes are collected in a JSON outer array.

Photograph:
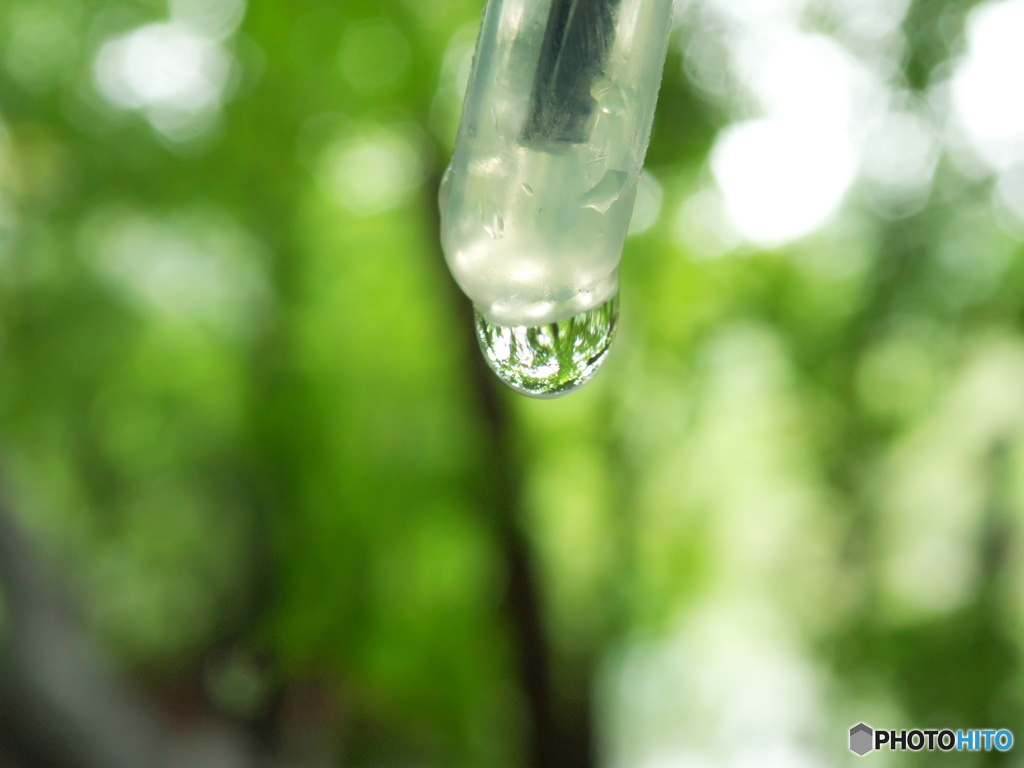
[[0, 492, 168, 768], [0, 488, 342, 768], [421, 170, 593, 768]]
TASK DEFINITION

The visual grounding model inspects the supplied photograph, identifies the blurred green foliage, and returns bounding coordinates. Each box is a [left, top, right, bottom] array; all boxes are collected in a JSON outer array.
[[2, 0, 1024, 766]]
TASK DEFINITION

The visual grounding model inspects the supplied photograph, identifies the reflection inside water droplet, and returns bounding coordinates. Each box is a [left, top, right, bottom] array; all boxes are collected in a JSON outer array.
[[474, 294, 618, 398]]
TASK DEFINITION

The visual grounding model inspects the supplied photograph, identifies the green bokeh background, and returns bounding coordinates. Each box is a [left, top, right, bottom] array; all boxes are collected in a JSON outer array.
[[1, 0, 1023, 766]]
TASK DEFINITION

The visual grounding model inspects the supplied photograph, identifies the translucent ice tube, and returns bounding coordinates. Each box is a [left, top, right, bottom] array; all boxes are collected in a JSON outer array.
[[440, 0, 674, 397]]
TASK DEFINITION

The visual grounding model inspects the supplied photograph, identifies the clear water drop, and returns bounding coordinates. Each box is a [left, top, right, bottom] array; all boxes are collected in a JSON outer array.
[[591, 76, 627, 115], [481, 199, 504, 239], [522, 183, 534, 195], [580, 169, 628, 213], [474, 294, 618, 398]]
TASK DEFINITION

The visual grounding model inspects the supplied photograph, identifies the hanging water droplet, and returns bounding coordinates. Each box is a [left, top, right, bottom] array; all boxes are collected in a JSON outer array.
[[591, 76, 627, 115], [475, 294, 618, 398], [480, 199, 504, 239], [438, 0, 673, 398]]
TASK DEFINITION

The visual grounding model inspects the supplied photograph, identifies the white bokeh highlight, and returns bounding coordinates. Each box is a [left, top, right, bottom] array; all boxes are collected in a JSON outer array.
[[949, 0, 1024, 174], [93, 0, 244, 141], [606, 604, 826, 768], [83, 209, 269, 338], [679, 0, 933, 250], [628, 171, 665, 236], [712, 117, 858, 248], [318, 128, 426, 216], [943, 0, 1024, 232]]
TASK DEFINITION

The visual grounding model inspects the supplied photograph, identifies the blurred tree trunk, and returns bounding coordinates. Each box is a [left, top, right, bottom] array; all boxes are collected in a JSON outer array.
[[422, 169, 595, 768]]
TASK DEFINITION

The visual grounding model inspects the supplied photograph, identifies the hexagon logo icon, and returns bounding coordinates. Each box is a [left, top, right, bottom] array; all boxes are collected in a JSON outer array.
[[849, 723, 874, 756]]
